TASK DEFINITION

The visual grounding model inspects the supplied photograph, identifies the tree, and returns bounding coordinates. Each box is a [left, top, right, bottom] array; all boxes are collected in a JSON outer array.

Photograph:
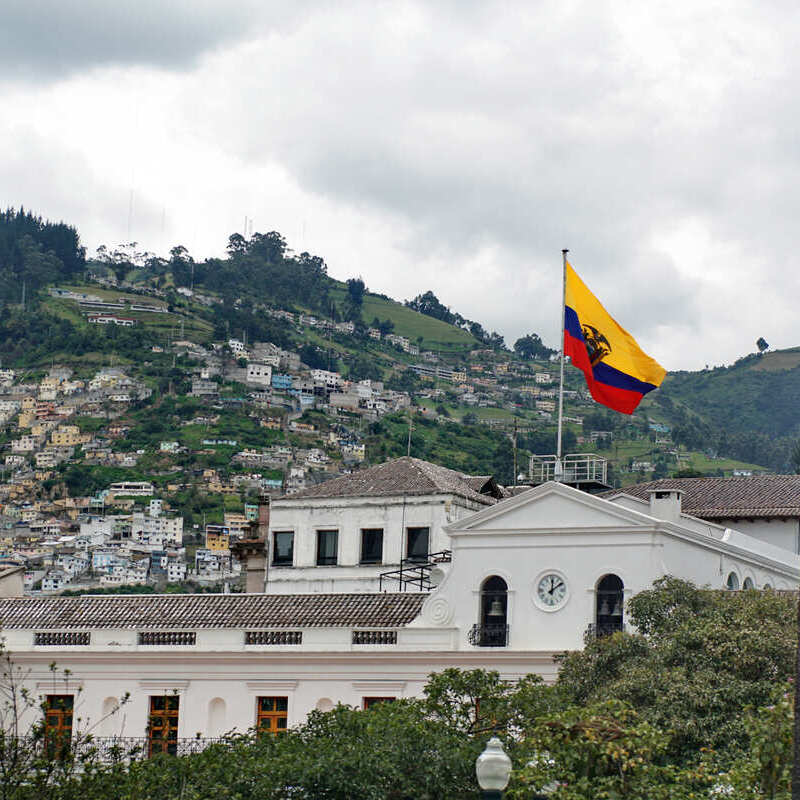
[[226, 233, 247, 256], [346, 277, 366, 307], [556, 577, 797, 766], [406, 290, 456, 323], [514, 333, 555, 361]]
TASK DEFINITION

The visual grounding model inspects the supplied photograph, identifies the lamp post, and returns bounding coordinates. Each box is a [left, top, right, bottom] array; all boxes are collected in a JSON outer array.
[[475, 737, 512, 800]]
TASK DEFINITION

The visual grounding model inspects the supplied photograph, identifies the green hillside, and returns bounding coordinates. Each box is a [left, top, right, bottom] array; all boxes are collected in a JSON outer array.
[[328, 284, 477, 352]]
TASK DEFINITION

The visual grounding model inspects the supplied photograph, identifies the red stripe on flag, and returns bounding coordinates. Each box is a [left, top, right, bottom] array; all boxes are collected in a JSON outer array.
[[564, 331, 646, 415]]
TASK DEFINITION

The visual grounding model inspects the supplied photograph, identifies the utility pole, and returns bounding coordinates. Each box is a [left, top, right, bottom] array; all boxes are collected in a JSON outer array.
[[406, 410, 413, 457], [513, 418, 518, 488]]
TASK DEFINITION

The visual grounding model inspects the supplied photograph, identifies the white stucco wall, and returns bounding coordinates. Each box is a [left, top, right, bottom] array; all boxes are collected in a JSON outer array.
[[265, 493, 489, 593], [2, 648, 556, 739], [715, 518, 799, 554]]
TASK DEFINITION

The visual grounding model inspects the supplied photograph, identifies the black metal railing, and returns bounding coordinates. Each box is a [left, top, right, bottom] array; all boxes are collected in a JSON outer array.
[[11, 736, 227, 763], [378, 550, 451, 592], [245, 630, 302, 645], [138, 632, 197, 646], [352, 630, 397, 645], [34, 631, 91, 646], [468, 624, 509, 647], [584, 622, 626, 641]]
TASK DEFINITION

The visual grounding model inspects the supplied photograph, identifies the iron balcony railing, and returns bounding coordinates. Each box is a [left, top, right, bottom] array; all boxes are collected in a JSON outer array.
[[584, 622, 626, 641], [59, 736, 225, 761], [378, 550, 451, 592], [468, 624, 509, 647]]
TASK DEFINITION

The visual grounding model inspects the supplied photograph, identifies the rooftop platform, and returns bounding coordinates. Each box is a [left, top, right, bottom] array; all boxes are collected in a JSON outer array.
[[528, 453, 610, 493]]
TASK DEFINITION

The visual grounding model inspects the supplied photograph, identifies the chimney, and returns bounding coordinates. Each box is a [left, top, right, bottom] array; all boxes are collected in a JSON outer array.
[[258, 493, 270, 539], [230, 493, 270, 593], [648, 489, 683, 522]]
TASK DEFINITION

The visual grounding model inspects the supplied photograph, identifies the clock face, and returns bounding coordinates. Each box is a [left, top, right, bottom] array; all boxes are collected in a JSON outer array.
[[536, 573, 568, 608]]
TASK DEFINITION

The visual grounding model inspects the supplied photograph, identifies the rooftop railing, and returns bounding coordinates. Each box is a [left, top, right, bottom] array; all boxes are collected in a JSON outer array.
[[529, 453, 608, 486]]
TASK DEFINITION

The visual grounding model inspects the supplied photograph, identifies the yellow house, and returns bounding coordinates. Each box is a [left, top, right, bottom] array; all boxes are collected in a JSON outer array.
[[223, 513, 250, 538], [50, 425, 84, 447], [17, 411, 35, 429], [205, 525, 230, 552]]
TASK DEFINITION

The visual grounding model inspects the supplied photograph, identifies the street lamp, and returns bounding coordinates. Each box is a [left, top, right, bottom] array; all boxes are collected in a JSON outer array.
[[475, 736, 512, 799]]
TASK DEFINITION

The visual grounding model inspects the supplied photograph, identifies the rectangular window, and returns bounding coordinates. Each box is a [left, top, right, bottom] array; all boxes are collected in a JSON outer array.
[[360, 528, 383, 564], [406, 527, 430, 561], [363, 696, 395, 709], [316, 530, 338, 565], [45, 695, 73, 755], [273, 531, 294, 566], [148, 695, 179, 756], [256, 696, 288, 734]]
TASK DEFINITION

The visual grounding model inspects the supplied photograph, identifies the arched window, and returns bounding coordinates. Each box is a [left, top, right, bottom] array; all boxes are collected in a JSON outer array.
[[471, 575, 508, 647], [595, 574, 624, 636], [726, 572, 739, 591], [742, 577, 755, 590], [208, 698, 226, 737]]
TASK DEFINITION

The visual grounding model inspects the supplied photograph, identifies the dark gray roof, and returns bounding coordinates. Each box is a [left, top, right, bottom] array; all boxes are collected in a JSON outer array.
[[610, 476, 800, 519], [0, 593, 425, 630], [281, 457, 498, 505]]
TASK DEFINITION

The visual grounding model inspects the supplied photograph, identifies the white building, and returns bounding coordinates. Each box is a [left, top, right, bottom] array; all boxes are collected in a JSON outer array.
[[617, 475, 800, 555], [108, 481, 155, 497], [1, 479, 797, 744], [265, 457, 504, 594], [246, 362, 273, 388], [131, 511, 183, 547], [311, 369, 342, 391], [167, 560, 188, 582]]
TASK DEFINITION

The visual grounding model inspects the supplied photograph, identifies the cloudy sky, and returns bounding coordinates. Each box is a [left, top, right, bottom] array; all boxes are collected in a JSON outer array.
[[2, 0, 797, 370]]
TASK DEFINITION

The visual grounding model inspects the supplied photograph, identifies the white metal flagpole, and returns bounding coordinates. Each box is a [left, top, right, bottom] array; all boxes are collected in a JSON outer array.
[[555, 249, 568, 479]]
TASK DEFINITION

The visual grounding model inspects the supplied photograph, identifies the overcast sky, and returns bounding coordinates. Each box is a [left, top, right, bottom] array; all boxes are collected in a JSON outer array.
[[2, 0, 798, 370]]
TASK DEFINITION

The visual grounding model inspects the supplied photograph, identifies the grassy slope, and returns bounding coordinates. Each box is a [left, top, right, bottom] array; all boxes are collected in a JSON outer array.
[[44, 289, 214, 343], [328, 284, 477, 352]]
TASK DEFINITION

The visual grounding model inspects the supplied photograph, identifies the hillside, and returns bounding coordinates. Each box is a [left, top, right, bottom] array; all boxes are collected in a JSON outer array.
[[649, 348, 800, 470], [327, 283, 476, 352], [1, 207, 798, 485]]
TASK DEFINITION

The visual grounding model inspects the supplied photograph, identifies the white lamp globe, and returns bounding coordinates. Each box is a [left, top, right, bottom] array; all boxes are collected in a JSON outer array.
[[475, 736, 512, 790]]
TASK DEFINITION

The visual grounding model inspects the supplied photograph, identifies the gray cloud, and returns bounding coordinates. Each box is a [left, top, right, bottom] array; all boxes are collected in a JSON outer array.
[[0, 0, 289, 78], [3, 0, 800, 368]]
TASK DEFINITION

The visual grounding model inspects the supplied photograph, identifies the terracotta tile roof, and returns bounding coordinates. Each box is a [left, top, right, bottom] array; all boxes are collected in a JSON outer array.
[[611, 476, 800, 519], [281, 457, 497, 505], [0, 592, 426, 630]]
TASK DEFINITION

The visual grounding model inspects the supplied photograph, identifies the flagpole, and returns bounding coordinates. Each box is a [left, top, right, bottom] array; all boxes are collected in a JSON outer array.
[[555, 249, 568, 479]]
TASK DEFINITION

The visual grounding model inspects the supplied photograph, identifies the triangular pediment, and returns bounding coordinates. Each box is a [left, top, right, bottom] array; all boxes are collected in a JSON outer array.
[[447, 481, 653, 532]]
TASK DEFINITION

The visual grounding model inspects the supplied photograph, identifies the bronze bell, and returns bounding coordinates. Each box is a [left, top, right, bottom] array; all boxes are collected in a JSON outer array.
[[488, 598, 504, 617]]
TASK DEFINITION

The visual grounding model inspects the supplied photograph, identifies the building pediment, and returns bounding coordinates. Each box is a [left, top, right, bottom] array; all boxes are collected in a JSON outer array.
[[444, 481, 654, 534]]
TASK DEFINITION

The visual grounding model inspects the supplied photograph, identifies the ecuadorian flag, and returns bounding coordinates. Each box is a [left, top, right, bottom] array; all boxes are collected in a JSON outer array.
[[564, 261, 666, 414]]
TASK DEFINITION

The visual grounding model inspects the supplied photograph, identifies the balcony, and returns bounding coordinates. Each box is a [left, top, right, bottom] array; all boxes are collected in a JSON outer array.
[[468, 624, 509, 647], [584, 622, 626, 641]]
